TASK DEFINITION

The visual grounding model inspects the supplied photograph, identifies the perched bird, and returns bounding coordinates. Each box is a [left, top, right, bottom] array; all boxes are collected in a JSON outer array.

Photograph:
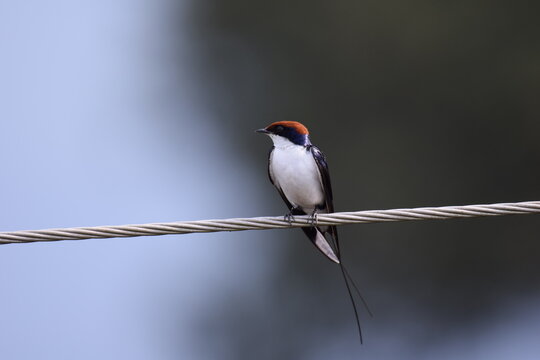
[[256, 121, 370, 342]]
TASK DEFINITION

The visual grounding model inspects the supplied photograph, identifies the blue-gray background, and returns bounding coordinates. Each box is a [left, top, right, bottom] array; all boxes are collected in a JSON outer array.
[[1, 1, 539, 359]]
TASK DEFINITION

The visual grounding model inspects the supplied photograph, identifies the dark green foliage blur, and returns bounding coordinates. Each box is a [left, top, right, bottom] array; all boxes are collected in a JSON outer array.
[[177, 1, 540, 358]]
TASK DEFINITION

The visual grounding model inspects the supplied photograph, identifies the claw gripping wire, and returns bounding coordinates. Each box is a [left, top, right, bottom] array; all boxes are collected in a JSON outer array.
[[1, 201, 539, 245]]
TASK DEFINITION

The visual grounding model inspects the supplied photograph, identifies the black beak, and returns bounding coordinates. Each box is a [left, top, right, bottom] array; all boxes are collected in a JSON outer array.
[[256, 128, 270, 134]]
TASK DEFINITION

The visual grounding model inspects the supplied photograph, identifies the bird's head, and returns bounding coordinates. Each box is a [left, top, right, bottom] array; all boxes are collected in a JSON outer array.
[[256, 121, 311, 147]]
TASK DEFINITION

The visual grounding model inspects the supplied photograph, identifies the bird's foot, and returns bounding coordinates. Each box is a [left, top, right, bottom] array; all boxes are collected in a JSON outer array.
[[284, 212, 295, 225], [308, 210, 319, 226]]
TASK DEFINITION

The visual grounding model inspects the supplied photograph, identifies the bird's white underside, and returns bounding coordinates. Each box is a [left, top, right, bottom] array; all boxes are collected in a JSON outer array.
[[268, 134, 325, 214]]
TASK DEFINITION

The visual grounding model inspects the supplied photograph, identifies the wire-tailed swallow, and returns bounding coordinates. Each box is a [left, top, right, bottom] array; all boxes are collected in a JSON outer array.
[[256, 121, 370, 342]]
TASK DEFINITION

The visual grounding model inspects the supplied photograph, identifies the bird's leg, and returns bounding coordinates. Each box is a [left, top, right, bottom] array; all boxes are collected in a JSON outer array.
[[284, 210, 296, 225], [308, 209, 319, 226]]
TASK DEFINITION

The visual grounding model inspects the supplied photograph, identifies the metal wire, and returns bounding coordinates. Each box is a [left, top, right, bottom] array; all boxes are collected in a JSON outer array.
[[1, 201, 539, 245]]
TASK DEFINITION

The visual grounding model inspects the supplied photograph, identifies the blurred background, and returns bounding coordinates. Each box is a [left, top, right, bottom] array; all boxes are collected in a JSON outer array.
[[1, 0, 539, 359]]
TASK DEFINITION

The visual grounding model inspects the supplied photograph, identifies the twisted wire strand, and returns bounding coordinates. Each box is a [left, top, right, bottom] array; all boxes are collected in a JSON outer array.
[[1, 201, 539, 245]]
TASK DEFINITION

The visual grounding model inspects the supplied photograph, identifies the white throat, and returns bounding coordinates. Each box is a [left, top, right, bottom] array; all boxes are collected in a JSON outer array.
[[268, 134, 298, 149]]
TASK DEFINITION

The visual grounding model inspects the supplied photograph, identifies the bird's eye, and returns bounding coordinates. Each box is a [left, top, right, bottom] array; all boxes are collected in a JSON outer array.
[[275, 125, 284, 132]]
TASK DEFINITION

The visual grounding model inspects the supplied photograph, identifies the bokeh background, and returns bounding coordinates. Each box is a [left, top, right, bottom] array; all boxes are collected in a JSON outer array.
[[1, 1, 539, 359]]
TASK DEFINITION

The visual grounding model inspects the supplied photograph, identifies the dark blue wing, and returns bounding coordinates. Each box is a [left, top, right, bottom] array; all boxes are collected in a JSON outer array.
[[309, 145, 339, 252], [309, 145, 334, 213]]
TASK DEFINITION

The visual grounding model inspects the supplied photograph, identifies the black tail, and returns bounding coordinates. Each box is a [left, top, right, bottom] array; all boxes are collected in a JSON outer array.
[[342, 265, 373, 318], [301, 226, 340, 264], [328, 225, 372, 343], [339, 261, 364, 343]]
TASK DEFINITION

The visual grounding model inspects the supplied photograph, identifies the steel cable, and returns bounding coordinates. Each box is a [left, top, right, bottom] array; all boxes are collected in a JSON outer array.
[[1, 201, 539, 245]]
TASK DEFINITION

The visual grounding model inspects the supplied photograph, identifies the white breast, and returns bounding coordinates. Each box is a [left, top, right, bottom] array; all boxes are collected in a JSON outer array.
[[269, 140, 325, 213]]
